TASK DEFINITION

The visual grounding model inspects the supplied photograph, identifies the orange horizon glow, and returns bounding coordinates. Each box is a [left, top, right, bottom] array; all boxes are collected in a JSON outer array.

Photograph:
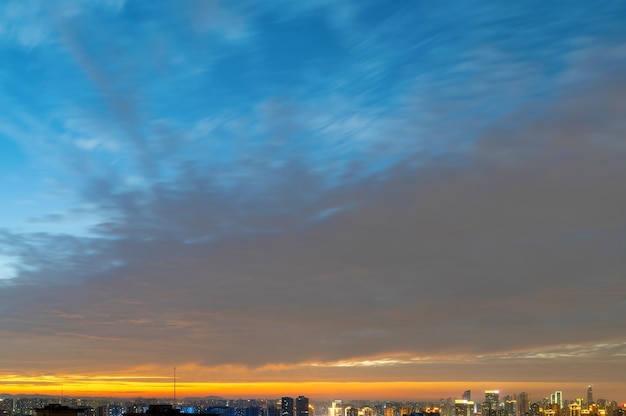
[[1, 377, 625, 401]]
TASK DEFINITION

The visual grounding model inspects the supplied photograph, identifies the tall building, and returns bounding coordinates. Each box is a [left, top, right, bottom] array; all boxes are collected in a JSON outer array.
[[551, 392, 563, 409], [454, 401, 474, 416], [282, 398, 294, 416], [587, 386, 594, 405], [0, 399, 14, 416], [296, 397, 309, 416], [483, 391, 500, 416], [329, 401, 343, 416], [505, 400, 517, 416], [464, 392, 472, 402], [519, 393, 530, 416]]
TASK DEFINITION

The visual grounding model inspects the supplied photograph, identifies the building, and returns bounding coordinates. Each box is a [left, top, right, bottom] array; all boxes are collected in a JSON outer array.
[[361, 407, 374, 416], [0, 399, 14, 416], [463, 392, 472, 402], [551, 392, 563, 409], [124, 405, 181, 416], [329, 401, 343, 416], [281, 399, 294, 416], [483, 391, 500, 416], [505, 400, 517, 416], [35, 404, 87, 416], [454, 401, 474, 416], [588, 387, 594, 406], [569, 404, 582, 416], [295, 398, 308, 416], [425, 408, 441, 416], [519, 393, 530, 416]]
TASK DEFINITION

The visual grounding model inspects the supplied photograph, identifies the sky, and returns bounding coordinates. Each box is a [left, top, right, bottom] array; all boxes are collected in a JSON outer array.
[[1, 0, 626, 403]]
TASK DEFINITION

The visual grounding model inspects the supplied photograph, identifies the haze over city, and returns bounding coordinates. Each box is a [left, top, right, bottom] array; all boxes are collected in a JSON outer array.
[[1, 0, 625, 401]]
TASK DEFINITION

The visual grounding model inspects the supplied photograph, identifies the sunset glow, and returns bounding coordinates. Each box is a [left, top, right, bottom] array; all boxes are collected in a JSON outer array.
[[3, 375, 624, 401]]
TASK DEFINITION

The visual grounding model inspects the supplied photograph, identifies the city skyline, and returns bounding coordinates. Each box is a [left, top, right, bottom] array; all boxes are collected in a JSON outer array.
[[1, 390, 624, 406], [1, 0, 626, 402]]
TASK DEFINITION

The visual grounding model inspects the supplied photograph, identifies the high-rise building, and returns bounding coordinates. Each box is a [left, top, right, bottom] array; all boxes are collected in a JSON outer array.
[[551, 392, 563, 409], [296, 397, 309, 416], [0, 399, 14, 416], [519, 393, 530, 416], [455, 400, 474, 416], [505, 400, 517, 416], [329, 401, 343, 416], [464, 392, 472, 401], [282, 398, 294, 416], [483, 391, 500, 416], [587, 386, 594, 405], [530, 403, 540, 416]]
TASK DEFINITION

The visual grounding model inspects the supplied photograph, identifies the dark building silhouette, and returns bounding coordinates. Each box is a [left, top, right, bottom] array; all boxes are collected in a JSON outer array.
[[295, 397, 308, 416], [35, 404, 87, 416], [281, 398, 294, 416]]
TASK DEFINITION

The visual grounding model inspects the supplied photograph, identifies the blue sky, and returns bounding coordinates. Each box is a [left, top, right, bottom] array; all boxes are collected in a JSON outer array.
[[1, 0, 626, 400]]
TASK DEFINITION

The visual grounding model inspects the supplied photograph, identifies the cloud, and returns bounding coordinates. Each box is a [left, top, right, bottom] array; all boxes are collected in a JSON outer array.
[[186, 0, 248, 40], [1, 1, 625, 391], [2, 54, 625, 382], [0, 0, 124, 47]]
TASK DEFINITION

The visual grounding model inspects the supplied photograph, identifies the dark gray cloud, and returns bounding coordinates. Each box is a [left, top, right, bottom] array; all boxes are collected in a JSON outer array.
[[1, 46, 625, 388]]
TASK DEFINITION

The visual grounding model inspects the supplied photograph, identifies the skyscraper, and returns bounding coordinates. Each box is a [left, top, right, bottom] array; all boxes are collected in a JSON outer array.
[[519, 393, 530, 416], [505, 400, 517, 416], [464, 391, 472, 401], [455, 400, 474, 416], [587, 386, 594, 405], [282, 398, 294, 416], [296, 397, 309, 416], [483, 391, 500, 416], [550, 392, 563, 409], [328, 401, 343, 416]]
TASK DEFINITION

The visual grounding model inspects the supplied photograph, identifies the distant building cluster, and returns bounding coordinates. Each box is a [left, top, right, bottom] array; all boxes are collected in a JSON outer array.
[[0, 387, 624, 416]]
